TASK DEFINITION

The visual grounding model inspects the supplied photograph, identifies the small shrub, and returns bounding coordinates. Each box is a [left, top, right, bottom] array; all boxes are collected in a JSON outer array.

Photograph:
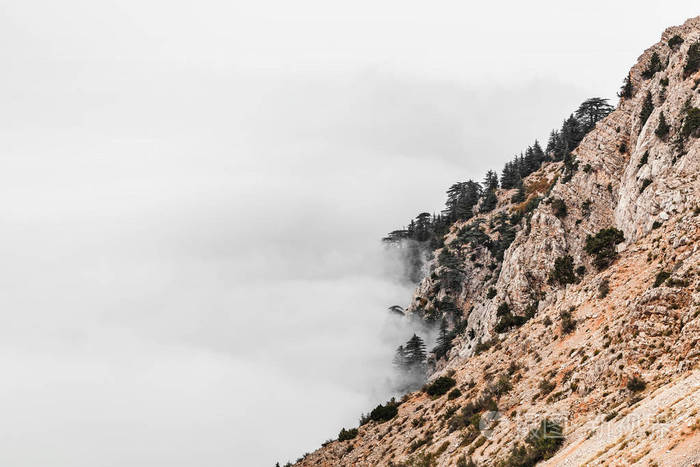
[[668, 34, 683, 49], [539, 378, 556, 396], [501, 419, 564, 465], [543, 316, 552, 327], [642, 52, 663, 79], [494, 312, 527, 333], [425, 376, 457, 397], [495, 374, 512, 396], [560, 310, 576, 335], [551, 198, 567, 218], [637, 150, 649, 168], [474, 338, 497, 355], [598, 279, 610, 299], [653, 270, 671, 287], [640, 91, 654, 126], [681, 107, 700, 138], [584, 227, 625, 270], [360, 399, 399, 425], [627, 376, 646, 392], [550, 255, 578, 286], [652, 220, 662, 229], [581, 199, 592, 217], [338, 427, 358, 441], [448, 388, 462, 400], [655, 111, 670, 138], [497, 302, 511, 316], [486, 287, 497, 299], [683, 41, 700, 78]]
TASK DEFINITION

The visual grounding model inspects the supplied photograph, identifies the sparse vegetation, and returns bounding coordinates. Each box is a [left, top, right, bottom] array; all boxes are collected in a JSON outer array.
[[539, 378, 556, 397], [551, 198, 567, 218], [560, 310, 576, 335], [655, 111, 670, 138], [642, 52, 664, 79], [598, 279, 610, 299], [338, 427, 358, 441], [627, 376, 647, 392], [668, 34, 683, 49], [549, 255, 579, 286], [360, 399, 399, 425], [681, 107, 700, 138], [683, 41, 700, 78], [637, 151, 649, 168], [653, 270, 671, 287], [584, 227, 625, 270], [500, 419, 564, 466], [425, 376, 457, 397], [640, 91, 654, 127]]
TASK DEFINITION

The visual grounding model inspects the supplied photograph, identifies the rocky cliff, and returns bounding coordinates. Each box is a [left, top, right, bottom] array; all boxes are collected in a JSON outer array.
[[296, 16, 700, 466]]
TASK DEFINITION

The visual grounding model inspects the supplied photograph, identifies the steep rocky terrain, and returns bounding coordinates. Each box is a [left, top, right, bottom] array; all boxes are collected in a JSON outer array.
[[296, 17, 700, 466]]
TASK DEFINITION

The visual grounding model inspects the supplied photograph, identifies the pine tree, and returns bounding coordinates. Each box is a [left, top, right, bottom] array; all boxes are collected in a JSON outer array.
[[642, 52, 663, 79], [618, 73, 633, 99], [575, 98, 614, 133], [404, 334, 427, 368], [655, 111, 670, 138], [392, 345, 408, 370], [483, 170, 499, 191], [640, 91, 654, 126], [480, 189, 498, 213], [532, 140, 546, 164], [433, 319, 451, 360]]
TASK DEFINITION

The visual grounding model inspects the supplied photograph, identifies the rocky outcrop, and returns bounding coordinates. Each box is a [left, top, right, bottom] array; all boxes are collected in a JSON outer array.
[[296, 16, 700, 467]]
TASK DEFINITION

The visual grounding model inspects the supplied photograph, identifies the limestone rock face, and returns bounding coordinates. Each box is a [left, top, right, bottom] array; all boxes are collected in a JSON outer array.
[[296, 16, 700, 467]]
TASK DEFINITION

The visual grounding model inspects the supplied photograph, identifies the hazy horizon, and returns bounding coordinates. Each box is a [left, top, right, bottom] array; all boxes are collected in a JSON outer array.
[[1, 1, 699, 465]]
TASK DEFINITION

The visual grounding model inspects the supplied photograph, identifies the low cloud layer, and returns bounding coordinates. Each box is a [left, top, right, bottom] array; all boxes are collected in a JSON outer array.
[[2, 1, 699, 465]]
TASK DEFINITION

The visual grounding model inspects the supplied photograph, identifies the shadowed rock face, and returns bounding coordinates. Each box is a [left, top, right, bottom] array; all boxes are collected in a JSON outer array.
[[297, 16, 700, 467]]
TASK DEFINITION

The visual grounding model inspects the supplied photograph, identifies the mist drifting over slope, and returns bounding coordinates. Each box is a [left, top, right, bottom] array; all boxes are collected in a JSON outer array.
[[1, 1, 699, 465]]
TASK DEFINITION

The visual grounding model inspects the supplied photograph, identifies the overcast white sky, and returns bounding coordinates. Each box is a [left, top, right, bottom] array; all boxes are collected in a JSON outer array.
[[1, 1, 698, 465]]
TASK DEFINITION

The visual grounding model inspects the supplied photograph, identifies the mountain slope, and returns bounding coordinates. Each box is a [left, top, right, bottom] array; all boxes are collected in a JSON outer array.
[[296, 16, 700, 466]]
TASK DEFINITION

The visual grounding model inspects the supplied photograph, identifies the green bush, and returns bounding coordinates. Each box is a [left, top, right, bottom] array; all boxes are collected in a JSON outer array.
[[627, 376, 646, 392], [560, 310, 576, 335], [551, 198, 567, 218], [668, 35, 683, 48], [539, 378, 556, 396], [637, 150, 649, 168], [448, 388, 462, 400], [683, 41, 700, 78], [494, 312, 527, 333], [486, 287, 497, 299], [425, 376, 457, 397], [639, 178, 652, 193], [360, 399, 398, 425], [549, 255, 578, 285], [584, 228, 625, 270], [655, 111, 670, 138], [497, 302, 511, 316], [640, 91, 654, 126], [500, 419, 564, 466], [681, 107, 700, 138], [338, 427, 358, 441], [642, 52, 664, 79]]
